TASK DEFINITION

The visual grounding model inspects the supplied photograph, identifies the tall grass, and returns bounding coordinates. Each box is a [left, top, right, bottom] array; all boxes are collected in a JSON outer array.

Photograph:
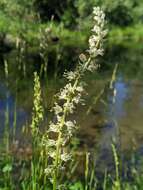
[[1, 5, 143, 190]]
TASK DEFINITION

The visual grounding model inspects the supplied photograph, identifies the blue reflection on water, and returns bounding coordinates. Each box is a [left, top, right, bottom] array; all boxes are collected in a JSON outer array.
[[100, 77, 129, 145], [0, 83, 27, 137], [110, 77, 128, 119], [96, 77, 130, 169]]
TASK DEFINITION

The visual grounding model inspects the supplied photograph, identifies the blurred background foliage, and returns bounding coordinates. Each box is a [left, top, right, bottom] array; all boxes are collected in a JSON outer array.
[[0, 0, 143, 75], [0, 0, 143, 46], [33, 0, 143, 27], [1, 0, 143, 28]]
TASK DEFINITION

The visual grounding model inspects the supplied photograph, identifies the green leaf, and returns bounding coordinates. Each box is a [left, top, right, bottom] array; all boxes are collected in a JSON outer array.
[[69, 181, 84, 190], [2, 164, 12, 173]]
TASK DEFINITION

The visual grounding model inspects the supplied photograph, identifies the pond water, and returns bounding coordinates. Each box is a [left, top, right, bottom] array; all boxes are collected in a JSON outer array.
[[0, 45, 143, 173]]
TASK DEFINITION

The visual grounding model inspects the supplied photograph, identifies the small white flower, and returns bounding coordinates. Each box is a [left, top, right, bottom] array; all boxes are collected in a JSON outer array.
[[64, 102, 75, 113], [87, 64, 97, 72], [97, 48, 104, 55], [65, 121, 75, 128], [93, 7, 101, 15], [49, 122, 58, 133], [53, 103, 63, 115], [64, 71, 77, 81], [59, 83, 73, 100], [72, 95, 81, 104], [91, 25, 101, 34], [45, 168, 52, 175], [47, 139, 57, 147], [49, 151, 56, 159], [61, 153, 71, 162], [76, 85, 84, 92]]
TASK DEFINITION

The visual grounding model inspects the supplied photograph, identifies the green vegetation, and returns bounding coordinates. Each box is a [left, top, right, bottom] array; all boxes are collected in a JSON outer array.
[[0, 0, 143, 48], [0, 1, 143, 190], [1, 0, 143, 78]]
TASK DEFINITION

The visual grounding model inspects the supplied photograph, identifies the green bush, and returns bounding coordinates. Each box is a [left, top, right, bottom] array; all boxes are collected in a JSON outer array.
[[34, 0, 143, 28]]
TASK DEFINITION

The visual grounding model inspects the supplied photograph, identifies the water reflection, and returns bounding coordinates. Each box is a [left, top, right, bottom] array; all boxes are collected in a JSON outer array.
[[110, 77, 128, 118], [0, 60, 143, 173], [96, 77, 143, 170], [0, 83, 28, 138], [0, 72, 143, 151], [74, 75, 143, 173]]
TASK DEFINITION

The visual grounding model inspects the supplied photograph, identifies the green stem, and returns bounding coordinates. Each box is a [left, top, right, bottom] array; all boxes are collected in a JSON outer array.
[[53, 58, 92, 190]]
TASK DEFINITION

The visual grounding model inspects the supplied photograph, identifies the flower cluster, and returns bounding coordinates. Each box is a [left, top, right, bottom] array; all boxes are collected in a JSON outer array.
[[88, 7, 108, 59], [44, 81, 84, 179], [44, 7, 107, 190]]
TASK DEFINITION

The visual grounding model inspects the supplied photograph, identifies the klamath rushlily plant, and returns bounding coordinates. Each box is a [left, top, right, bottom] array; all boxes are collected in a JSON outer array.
[[43, 7, 108, 190]]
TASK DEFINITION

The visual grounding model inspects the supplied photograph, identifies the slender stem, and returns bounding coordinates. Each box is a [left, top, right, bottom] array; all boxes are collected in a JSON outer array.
[[53, 58, 92, 190]]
